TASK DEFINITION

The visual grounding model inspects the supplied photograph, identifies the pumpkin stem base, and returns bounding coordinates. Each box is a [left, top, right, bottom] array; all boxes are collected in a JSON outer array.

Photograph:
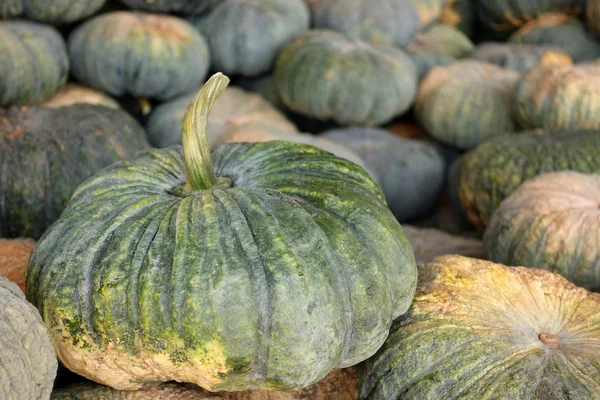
[[538, 332, 560, 347]]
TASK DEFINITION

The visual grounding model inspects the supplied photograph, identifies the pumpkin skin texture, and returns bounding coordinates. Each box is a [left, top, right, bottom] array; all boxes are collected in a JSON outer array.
[[484, 172, 600, 291], [146, 86, 298, 149], [471, 42, 569, 72], [0, 104, 149, 239], [27, 74, 417, 392], [514, 61, 600, 130], [415, 60, 520, 150], [189, 0, 309, 77], [359, 255, 600, 400], [322, 127, 445, 222], [458, 129, 600, 231], [274, 30, 418, 126], [0, 238, 35, 293], [1, 276, 57, 400], [51, 383, 220, 399], [68, 12, 210, 101], [588, 0, 600, 33], [42, 83, 119, 109], [117, 0, 221, 14], [0, 0, 106, 24], [0, 20, 69, 106]]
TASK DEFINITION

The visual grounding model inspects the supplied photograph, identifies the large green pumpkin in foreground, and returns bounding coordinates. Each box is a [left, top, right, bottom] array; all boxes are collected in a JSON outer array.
[[27, 74, 417, 392]]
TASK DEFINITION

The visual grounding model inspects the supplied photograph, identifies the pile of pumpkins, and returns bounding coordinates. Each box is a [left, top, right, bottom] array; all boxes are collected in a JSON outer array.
[[1, 0, 599, 399]]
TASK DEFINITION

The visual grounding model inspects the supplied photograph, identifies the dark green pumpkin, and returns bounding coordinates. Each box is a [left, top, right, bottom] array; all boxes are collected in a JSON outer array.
[[27, 73, 417, 392], [274, 30, 417, 126], [485, 171, 600, 291], [189, 0, 309, 77], [458, 129, 600, 231], [117, 0, 221, 14], [415, 60, 520, 149], [0, 20, 69, 106], [471, 42, 569, 72], [68, 12, 210, 101], [0, 104, 149, 239], [589, 0, 600, 33], [0, 0, 105, 24]]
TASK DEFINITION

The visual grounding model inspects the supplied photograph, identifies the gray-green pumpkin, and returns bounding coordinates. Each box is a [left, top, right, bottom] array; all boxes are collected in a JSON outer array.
[[117, 0, 221, 14], [415, 60, 520, 149], [0, 104, 149, 239], [27, 73, 417, 392], [68, 12, 210, 101], [0, 0, 105, 24], [189, 0, 309, 77], [471, 42, 570, 72], [0, 20, 69, 106], [274, 30, 417, 126]]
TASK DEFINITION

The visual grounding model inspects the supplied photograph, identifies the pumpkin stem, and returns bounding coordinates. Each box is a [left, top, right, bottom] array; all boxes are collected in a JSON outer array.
[[182, 72, 230, 191]]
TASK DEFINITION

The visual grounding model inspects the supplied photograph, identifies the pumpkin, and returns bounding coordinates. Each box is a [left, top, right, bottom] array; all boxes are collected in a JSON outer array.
[[68, 12, 210, 101], [27, 73, 417, 391], [146, 86, 298, 148], [1, 276, 57, 400], [359, 255, 600, 399], [0, 104, 149, 239], [189, 0, 309, 77], [415, 60, 520, 150], [43, 83, 120, 109], [405, 24, 474, 79], [588, 0, 600, 33], [0, 0, 105, 24], [403, 226, 484, 265], [508, 13, 600, 62], [440, 0, 474, 36], [484, 172, 600, 291], [275, 30, 417, 126], [409, 0, 446, 28], [514, 60, 600, 130], [458, 129, 600, 231], [237, 75, 286, 111], [471, 42, 570, 72], [0, 20, 69, 106], [51, 383, 219, 399], [0, 238, 34, 293], [117, 0, 221, 14], [322, 127, 445, 222]]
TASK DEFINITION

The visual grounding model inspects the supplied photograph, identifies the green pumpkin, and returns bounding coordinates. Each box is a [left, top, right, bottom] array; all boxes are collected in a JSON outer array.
[[514, 60, 600, 130], [0, 104, 149, 239], [440, 0, 474, 36], [405, 24, 474, 79], [508, 13, 600, 62], [0, 20, 69, 106], [146, 86, 298, 148], [0, 0, 105, 24], [275, 30, 417, 126], [415, 60, 520, 149], [1, 276, 57, 400], [189, 0, 309, 77], [27, 73, 417, 392], [457, 129, 600, 231], [589, 0, 600, 33], [471, 42, 569, 72], [117, 0, 221, 14], [359, 255, 600, 399], [43, 83, 120, 109], [68, 12, 210, 101], [485, 172, 600, 291]]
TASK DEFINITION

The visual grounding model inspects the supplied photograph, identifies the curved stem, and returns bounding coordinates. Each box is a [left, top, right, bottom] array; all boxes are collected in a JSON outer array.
[[182, 72, 230, 191]]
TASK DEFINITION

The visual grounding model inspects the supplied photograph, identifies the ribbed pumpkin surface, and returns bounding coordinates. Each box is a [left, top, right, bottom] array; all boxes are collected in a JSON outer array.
[[471, 42, 569, 72], [0, 20, 69, 106], [275, 30, 417, 126], [118, 0, 221, 14], [0, 238, 35, 293], [43, 83, 119, 109], [0, 0, 105, 24], [359, 255, 600, 399], [68, 12, 210, 100]]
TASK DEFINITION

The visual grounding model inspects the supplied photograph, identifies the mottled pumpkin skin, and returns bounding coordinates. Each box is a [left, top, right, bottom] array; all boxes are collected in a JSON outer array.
[[146, 86, 298, 149], [43, 83, 120, 109], [0, 105, 149, 239], [359, 255, 600, 399], [471, 42, 569, 72], [52, 383, 220, 399], [68, 12, 210, 100], [190, 0, 309, 77], [485, 172, 600, 291], [1, 277, 57, 400], [588, 0, 600, 33], [509, 13, 600, 62], [275, 30, 417, 126], [0, 0, 105, 24], [415, 60, 520, 149], [27, 142, 417, 391], [458, 129, 600, 230], [440, 0, 474, 36], [322, 127, 445, 222], [0, 21, 69, 106], [118, 0, 221, 14], [514, 62, 600, 130], [0, 238, 35, 292]]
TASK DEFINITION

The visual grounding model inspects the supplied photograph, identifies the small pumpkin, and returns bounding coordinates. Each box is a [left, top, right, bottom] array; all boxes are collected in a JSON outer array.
[[1, 276, 57, 400], [117, 0, 221, 14], [189, 0, 309, 77], [275, 30, 417, 126], [588, 0, 600, 33], [471, 42, 570, 72], [457, 129, 600, 231], [440, 0, 474, 36], [0, 238, 35, 293], [27, 73, 417, 391], [0, 20, 69, 106], [43, 83, 120, 109], [415, 60, 520, 149], [0, 0, 105, 24], [68, 12, 210, 101], [322, 127, 445, 222], [146, 86, 298, 148], [359, 255, 600, 399], [484, 172, 600, 291], [0, 104, 149, 239]]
